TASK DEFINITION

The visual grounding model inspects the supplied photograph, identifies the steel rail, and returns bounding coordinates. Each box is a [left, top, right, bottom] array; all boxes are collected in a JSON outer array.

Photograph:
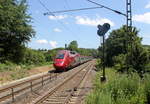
[[64, 63, 93, 104], [0, 70, 54, 92], [0, 74, 57, 102], [0, 70, 58, 102], [31, 62, 92, 104]]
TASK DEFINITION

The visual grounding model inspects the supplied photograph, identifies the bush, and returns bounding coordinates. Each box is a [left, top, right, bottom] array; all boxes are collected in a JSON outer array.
[[44, 50, 57, 62], [0, 61, 17, 71], [144, 74, 150, 103], [113, 54, 127, 73], [126, 44, 149, 78], [95, 59, 101, 71], [22, 48, 46, 65], [85, 69, 148, 104]]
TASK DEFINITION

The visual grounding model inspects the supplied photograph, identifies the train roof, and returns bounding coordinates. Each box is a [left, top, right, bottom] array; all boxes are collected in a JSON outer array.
[[57, 50, 80, 56], [57, 50, 72, 52]]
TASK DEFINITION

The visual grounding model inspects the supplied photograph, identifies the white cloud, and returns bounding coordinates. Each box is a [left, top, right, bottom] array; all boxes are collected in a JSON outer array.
[[133, 12, 150, 24], [75, 16, 114, 26], [145, 1, 150, 8], [48, 15, 68, 20], [142, 34, 150, 38], [49, 41, 58, 48], [53, 28, 62, 32], [36, 39, 48, 44], [36, 40, 58, 48]]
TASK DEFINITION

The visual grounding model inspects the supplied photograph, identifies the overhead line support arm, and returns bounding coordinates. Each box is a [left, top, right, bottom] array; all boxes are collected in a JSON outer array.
[[87, 0, 127, 17], [44, 7, 102, 15]]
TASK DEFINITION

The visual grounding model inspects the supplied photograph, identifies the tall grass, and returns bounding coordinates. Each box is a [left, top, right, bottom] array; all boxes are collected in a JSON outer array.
[[85, 68, 150, 104], [0, 61, 53, 83], [0, 61, 52, 72]]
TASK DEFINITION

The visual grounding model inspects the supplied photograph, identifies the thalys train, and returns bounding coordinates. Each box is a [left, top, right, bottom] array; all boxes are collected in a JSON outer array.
[[53, 50, 92, 71]]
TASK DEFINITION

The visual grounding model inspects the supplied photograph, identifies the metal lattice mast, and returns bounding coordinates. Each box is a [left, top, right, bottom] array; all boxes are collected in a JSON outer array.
[[126, 0, 132, 71], [126, 0, 132, 32]]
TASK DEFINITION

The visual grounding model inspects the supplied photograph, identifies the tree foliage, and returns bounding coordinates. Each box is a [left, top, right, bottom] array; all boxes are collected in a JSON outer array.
[[126, 42, 149, 77], [104, 26, 141, 66], [102, 25, 149, 77], [0, 0, 35, 63], [44, 48, 64, 62], [67, 41, 98, 57], [22, 48, 46, 65], [77, 48, 98, 57], [68, 40, 78, 51]]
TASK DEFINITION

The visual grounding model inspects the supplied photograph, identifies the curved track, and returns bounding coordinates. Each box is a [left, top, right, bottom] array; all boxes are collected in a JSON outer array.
[[0, 69, 62, 103], [0, 60, 95, 104], [31, 61, 94, 104]]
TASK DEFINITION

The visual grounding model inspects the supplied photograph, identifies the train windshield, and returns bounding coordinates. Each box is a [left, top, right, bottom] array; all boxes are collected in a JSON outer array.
[[56, 53, 65, 59]]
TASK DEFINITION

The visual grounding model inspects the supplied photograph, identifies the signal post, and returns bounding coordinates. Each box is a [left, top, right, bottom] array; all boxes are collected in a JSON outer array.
[[97, 23, 110, 82]]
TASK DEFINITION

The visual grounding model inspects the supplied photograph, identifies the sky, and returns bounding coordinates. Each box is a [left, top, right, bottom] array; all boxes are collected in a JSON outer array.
[[27, 0, 150, 50]]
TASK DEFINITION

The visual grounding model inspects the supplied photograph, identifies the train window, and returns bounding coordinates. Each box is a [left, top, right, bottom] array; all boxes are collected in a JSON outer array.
[[70, 51, 76, 54], [56, 53, 65, 59]]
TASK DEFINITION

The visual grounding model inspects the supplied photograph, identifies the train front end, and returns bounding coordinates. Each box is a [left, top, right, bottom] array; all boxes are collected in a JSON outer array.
[[53, 50, 68, 71]]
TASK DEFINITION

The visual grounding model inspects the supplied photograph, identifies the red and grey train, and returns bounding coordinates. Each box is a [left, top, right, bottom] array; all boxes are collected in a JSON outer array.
[[53, 50, 92, 71]]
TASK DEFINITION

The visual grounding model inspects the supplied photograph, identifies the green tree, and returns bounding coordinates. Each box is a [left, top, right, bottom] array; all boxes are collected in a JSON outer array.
[[68, 40, 78, 51], [22, 48, 46, 65], [0, 0, 35, 63], [126, 42, 149, 77], [44, 48, 64, 61], [104, 25, 149, 77], [77, 48, 98, 57], [104, 26, 140, 66]]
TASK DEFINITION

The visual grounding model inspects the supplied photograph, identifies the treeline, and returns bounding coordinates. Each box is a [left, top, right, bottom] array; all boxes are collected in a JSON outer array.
[[66, 40, 98, 57], [43, 41, 98, 63], [20, 44, 97, 65], [98, 25, 150, 78], [0, 43, 97, 66]]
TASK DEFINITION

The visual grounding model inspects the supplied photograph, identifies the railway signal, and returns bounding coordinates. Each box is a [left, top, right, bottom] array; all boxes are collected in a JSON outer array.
[[97, 23, 110, 36], [97, 23, 110, 82]]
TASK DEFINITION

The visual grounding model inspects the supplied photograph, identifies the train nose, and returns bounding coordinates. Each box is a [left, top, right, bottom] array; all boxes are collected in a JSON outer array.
[[54, 61, 64, 66], [53, 59, 66, 69], [54, 61, 63, 66]]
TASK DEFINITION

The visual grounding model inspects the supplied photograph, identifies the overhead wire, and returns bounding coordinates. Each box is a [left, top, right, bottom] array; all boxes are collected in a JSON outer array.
[[38, 0, 80, 42], [65, 0, 96, 46], [43, 0, 126, 17], [63, 0, 94, 47], [87, 0, 126, 17], [62, 0, 81, 41], [44, 7, 102, 15], [38, 0, 112, 48]]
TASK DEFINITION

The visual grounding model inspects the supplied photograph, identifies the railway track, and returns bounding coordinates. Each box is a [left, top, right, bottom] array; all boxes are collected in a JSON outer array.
[[31, 61, 94, 104], [0, 69, 62, 103], [0, 60, 95, 104]]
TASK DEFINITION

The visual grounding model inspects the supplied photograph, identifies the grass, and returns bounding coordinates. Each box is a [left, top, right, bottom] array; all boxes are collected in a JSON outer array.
[[0, 61, 53, 83], [85, 68, 150, 104], [0, 61, 53, 72], [10, 68, 28, 80]]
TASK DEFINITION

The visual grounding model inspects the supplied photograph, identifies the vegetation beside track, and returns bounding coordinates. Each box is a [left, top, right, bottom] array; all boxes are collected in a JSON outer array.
[[85, 24, 150, 104], [85, 68, 150, 104], [0, 62, 53, 84]]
